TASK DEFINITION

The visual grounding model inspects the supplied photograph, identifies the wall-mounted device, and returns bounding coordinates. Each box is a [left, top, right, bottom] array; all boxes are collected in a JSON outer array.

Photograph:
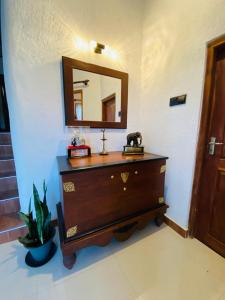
[[169, 94, 186, 106]]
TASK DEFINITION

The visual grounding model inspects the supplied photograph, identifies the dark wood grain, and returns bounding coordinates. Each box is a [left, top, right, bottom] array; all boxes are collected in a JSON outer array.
[[57, 203, 168, 269], [189, 35, 225, 236], [164, 216, 188, 238], [57, 151, 168, 174], [62, 159, 166, 235], [57, 151, 168, 268], [189, 35, 225, 258], [0, 133, 11, 145], [62, 56, 128, 129]]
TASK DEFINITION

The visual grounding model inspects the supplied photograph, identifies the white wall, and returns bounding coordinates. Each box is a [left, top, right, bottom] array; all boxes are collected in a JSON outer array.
[[3, 0, 225, 229], [1, 0, 144, 216], [140, 0, 225, 228], [73, 69, 102, 121]]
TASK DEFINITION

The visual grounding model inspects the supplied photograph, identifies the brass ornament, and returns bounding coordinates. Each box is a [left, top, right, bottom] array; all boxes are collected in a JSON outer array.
[[219, 167, 225, 175], [111, 175, 114, 179], [66, 225, 78, 238], [160, 165, 166, 174], [63, 182, 75, 193], [134, 170, 138, 175], [158, 197, 164, 204], [123, 187, 127, 191], [121, 172, 129, 183]]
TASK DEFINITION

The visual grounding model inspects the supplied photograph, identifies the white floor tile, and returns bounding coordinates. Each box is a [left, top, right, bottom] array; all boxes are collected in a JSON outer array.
[[0, 224, 224, 300]]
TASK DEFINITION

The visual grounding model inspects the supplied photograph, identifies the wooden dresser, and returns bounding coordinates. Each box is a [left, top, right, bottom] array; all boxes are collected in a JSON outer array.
[[57, 151, 168, 269]]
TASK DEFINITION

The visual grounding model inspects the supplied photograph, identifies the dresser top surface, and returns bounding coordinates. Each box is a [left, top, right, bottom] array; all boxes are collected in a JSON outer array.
[[57, 151, 168, 175]]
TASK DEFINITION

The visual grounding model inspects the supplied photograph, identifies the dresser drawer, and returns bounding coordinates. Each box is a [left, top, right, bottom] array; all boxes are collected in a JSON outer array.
[[61, 159, 166, 237]]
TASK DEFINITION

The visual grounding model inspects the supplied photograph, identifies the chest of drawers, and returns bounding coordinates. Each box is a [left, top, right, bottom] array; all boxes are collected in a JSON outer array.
[[57, 152, 168, 269]]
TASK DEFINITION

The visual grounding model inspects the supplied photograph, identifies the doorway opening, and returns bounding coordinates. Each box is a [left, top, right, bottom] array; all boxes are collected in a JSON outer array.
[[0, 74, 10, 132]]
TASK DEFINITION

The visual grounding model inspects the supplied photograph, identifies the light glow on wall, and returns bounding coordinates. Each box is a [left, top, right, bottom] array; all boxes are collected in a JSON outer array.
[[74, 37, 89, 52]]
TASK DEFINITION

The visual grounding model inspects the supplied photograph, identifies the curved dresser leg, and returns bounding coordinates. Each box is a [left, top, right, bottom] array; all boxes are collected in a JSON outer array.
[[63, 253, 76, 269], [155, 214, 164, 227]]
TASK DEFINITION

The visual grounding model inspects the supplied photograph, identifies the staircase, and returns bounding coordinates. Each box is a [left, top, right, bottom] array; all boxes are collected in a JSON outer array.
[[0, 133, 27, 244]]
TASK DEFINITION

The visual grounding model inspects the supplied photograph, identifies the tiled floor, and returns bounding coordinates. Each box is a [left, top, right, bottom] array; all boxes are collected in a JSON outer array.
[[0, 223, 225, 300]]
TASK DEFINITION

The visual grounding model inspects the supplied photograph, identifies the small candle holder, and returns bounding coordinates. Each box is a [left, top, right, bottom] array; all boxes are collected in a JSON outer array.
[[99, 129, 108, 155]]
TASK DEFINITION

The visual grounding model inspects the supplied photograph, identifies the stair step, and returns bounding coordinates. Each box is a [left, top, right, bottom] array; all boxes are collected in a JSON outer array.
[[0, 212, 23, 231], [0, 213, 27, 244], [0, 197, 20, 215], [0, 177, 18, 195], [0, 160, 16, 178], [0, 172, 16, 178], [0, 190, 18, 201], [0, 133, 11, 145], [0, 145, 13, 159]]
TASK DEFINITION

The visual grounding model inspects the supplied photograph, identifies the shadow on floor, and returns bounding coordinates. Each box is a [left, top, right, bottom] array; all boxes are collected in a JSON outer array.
[[7, 221, 167, 282]]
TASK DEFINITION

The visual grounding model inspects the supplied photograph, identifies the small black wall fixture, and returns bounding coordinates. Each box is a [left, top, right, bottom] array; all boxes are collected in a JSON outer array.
[[73, 80, 90, 86]]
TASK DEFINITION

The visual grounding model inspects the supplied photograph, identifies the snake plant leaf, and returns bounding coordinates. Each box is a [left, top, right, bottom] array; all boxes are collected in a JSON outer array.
[[18, 235, 39, 247], [43, 180, 47, 205], [33, 183, 44, 244], [28, 197, 32, 214], [43, 212, 51, 238], [19, 212, 36, 239], [44, 212, 51, 229], [19, 212, 30, 226], [41, 180, 49, 219]]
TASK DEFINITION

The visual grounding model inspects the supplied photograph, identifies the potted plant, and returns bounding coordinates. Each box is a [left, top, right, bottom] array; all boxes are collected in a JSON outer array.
[[18, 181, 56, 267]]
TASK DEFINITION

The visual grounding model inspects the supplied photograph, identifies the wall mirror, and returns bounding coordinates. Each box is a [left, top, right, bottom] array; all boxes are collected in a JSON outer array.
[[62, 57, 128, 128]]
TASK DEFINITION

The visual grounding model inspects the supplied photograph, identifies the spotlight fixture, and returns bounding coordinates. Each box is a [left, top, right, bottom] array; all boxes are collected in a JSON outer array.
[[94, 42, 105, 54]]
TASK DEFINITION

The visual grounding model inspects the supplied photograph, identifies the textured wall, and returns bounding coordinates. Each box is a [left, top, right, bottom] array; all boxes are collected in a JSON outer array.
[[140, 0, 225, 228], [1, 0, 144, 215], [3, 0, 225, 229]]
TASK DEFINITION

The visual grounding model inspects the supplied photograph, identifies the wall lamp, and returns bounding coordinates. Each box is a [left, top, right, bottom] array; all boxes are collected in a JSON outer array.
[[90, 40, 105, 54], [95, 43, 105, 54], [75, 38, 118, 60]]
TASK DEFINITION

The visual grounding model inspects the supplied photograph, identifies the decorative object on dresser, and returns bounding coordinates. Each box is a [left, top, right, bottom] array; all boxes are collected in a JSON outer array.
[[56, 151, 168, 269], [123, 132, 144, 155], [68, 131, 91, 158], [99, 129, 108, 155], [67, 145, 91, 158], [18, 181, 56, 267]]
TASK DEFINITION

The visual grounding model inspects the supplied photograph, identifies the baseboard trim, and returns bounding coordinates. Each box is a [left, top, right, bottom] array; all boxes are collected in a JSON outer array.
[[164, 215, 188, 238]]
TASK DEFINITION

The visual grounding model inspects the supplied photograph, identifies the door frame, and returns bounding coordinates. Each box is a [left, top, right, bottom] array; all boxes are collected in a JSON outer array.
[[189, 34, 225, 237]]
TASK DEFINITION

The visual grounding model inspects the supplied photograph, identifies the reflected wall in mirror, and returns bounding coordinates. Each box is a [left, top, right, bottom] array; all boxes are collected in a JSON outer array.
[[62, 57, 128, 128], [73, 69, 121, 122]]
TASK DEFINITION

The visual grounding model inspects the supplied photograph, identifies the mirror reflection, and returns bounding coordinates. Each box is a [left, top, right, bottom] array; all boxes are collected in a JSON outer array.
[[73, 69, 121, 122]]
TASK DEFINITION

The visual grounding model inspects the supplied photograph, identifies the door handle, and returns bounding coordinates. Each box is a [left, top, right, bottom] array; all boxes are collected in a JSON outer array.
[[208, 137, 224, 155]]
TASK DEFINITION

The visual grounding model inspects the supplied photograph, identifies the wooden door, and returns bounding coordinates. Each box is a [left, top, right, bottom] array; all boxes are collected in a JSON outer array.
[[195, 43, 225, 257], [102, 93, 116, 122]]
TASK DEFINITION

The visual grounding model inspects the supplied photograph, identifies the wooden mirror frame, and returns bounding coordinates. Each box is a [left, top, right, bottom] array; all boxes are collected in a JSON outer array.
[[62, 56, 128, 128]]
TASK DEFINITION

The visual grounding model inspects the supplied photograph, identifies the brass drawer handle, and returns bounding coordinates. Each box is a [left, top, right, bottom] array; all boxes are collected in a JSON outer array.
[[123, 187, 127, 191], [158, 197, 164, 204], [66, 225, 78, 238], [134, 170, 138, 175], [63, 182, 75, 192], [160, 165, 166, 174], [111, 175, 114, 179], [121, 172, 129, 183]]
